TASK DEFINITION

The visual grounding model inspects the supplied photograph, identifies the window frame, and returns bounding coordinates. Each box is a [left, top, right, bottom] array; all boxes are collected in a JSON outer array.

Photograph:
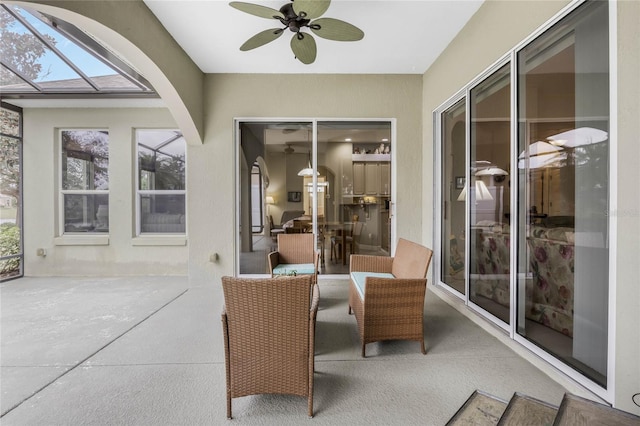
[[134, 129, 187, 238], [58, 128, 109, 237]]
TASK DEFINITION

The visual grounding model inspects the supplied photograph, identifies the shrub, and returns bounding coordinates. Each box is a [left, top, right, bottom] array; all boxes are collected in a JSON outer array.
[[0, 223, 21, 276]]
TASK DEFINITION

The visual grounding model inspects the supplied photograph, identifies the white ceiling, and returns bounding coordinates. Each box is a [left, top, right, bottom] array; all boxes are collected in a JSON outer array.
[[143, 0, 484, 74]]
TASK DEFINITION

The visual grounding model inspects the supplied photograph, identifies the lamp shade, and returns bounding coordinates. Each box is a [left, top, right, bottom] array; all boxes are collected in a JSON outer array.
[[546, 127, 608, 148], [518, 141, 566, 169], [457, 180, 493, 202], [266, 196, 275, 204], [475, 167, 508, 176], [297, 167, 318, 176]]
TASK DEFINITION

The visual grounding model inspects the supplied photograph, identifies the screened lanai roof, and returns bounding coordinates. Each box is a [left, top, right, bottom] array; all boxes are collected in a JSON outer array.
[[0, 4, 157, 98], [137, 130, 185, 158]]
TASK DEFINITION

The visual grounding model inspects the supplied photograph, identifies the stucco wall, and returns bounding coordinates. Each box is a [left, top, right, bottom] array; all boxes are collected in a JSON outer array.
[[23, 108, 188, 276], [188, 74, 422, 282], [422, 0, 639, 414], [614, 0, 640, 416]]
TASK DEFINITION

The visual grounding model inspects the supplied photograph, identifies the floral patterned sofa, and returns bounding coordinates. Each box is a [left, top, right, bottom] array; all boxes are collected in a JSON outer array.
[[470, 221, 511, 309], [526, 226, 575, 337], [471, 221, 575, 337]]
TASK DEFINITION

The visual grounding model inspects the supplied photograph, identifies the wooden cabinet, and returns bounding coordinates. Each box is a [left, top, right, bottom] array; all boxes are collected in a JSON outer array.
[[353, 162, 365, 195], [352, 159, 390, 196], [379, 163, 390, 195], [365, 163, 379, 194]]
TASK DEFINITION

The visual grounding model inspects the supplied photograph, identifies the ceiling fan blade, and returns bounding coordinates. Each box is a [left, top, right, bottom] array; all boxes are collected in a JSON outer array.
[[310, 18, 364, 41], [240, 28, 284, 51], [229, 2, 284, 19], [292, 0, 331, 19], [290, 33, 317, 64]]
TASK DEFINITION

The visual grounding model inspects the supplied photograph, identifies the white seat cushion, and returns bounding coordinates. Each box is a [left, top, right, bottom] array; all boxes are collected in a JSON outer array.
[[273, 263, 315, 276], [350, 271, 395, 299]]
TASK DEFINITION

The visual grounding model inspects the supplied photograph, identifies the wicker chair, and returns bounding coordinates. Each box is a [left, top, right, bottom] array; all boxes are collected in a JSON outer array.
[[348, 238, 433, 357], [221, 275, 320, 418], [268, 233, 319, 283]]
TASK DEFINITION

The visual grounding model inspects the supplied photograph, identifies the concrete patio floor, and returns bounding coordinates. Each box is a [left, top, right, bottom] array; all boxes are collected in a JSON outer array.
[[1, 276, 573, 425]]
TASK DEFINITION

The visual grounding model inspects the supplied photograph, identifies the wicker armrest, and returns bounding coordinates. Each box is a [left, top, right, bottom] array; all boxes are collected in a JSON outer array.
[[365, 276, 427, 296], [310, 284, 320, 319], [350, 254, 394, 273], [267, 251, 279, 274]]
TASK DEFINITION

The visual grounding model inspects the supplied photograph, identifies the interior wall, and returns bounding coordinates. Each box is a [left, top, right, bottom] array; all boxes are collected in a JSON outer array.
[[23, 108, 188, 276], [423, 0, 639, 414], [189, 74, 422, 282]]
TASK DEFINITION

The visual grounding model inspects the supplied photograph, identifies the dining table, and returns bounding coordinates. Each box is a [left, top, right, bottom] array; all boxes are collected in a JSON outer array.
[[324, 222, 353, 265]]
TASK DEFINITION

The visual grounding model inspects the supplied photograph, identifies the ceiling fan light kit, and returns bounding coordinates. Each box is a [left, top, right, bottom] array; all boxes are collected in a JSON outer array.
[[230, 0, 364, 64]]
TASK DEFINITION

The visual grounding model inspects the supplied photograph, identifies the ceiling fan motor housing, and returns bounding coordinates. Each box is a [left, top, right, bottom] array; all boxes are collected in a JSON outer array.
[[278, 3, 310, 32]]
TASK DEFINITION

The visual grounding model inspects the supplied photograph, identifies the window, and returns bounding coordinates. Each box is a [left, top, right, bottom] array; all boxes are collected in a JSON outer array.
[[60, 129, 109, 233], [136, 130, 186, 235]]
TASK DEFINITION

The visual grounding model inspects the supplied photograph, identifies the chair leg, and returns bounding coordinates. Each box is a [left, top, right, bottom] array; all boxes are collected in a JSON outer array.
[[227, 394, 232, 419], [348, 305, 352, 314], [361, 343, 366, 358], [421, 339, 427, 355]]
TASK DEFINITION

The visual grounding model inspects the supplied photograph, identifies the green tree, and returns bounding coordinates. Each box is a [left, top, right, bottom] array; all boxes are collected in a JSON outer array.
[[0, 7, 56, 85]]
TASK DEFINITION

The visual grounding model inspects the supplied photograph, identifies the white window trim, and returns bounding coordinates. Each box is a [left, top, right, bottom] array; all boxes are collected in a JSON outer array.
[[57, 128, 109, 243], [134, 129, 187, 239]]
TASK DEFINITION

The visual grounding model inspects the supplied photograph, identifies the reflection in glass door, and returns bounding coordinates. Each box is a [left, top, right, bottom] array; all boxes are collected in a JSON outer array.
[[317, 121, 392, 274], [440, 99, 466, 295], [238, 120, 392, 275], [469, 64, 511, 323], [0, 102, 23, 281], [517, 1, 609, 386]]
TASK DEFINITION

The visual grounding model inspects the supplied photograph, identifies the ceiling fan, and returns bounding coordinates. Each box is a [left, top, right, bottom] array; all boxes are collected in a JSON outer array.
[[229, 0, 364, 64]]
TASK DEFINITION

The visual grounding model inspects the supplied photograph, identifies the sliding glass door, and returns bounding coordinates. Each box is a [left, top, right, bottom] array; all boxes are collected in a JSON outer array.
[[436, 0, 610, 392], [469, 63, 511, 324], [440, 99, 466, 295], [516, 0, 609, 386], [237, 120, 392, 276]]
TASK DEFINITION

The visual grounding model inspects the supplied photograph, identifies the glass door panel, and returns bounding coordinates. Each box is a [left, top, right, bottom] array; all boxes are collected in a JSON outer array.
[[469, 64, 511, 323], [317, 121, 392, 274], [516, 1, 609, 386], [440, 99, 466, 295], [238, 120, 393, 276], [238, 121, 311, 274]]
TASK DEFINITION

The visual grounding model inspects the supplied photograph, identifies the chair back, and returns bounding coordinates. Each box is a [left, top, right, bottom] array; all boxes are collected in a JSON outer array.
[[280, 210, 305, 225], [391, 238, 433, 279], [277, 233, 316, 264], [352, 222, 364, 237], [221, 276, 312, 396]]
